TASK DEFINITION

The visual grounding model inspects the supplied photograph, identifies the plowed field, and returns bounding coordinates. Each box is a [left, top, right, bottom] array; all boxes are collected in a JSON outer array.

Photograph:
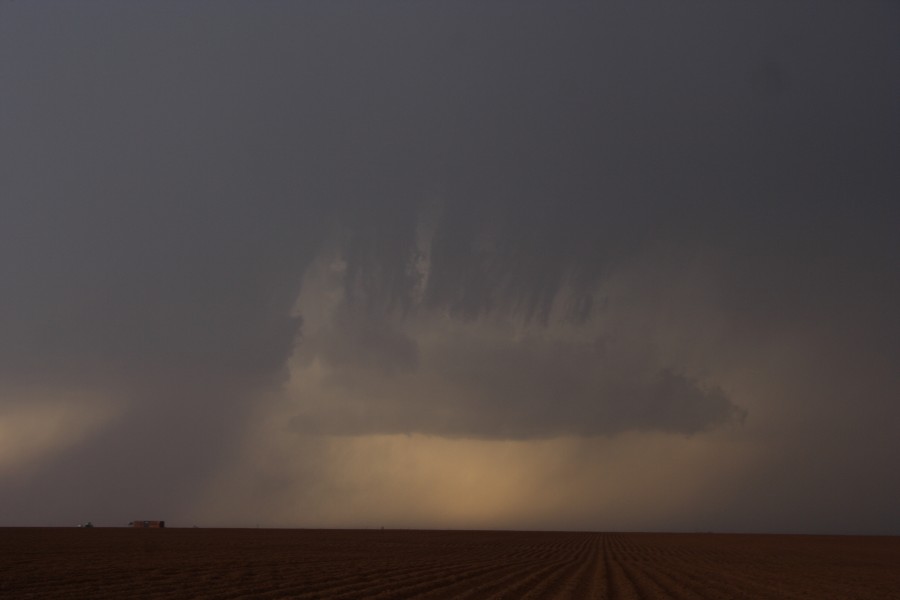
[[2, 528, 898, 599]]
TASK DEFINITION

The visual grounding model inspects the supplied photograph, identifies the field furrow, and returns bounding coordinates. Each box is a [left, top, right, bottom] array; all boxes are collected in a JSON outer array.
[[519, 538, 597, 599], [321, 559, 527, 600], [411, 557, 549, 599], [602, 535, 644, 600], [570, 537, 607, 599], [480, 557, 580, 599], [3, 529, 899, 599]]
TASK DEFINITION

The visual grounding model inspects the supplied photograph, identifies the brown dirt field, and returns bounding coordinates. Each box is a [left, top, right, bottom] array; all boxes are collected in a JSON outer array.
[[1, 528, 898, 599]]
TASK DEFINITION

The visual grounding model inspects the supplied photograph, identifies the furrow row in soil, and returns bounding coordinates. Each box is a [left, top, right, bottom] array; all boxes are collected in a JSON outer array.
[[310, 558, 532, 600], [602, 534, 644, 600], [479, 554, 584, 600], [568, 534, 607, 600], [519, 534, 600, 599], [4, 529, 900, 599]]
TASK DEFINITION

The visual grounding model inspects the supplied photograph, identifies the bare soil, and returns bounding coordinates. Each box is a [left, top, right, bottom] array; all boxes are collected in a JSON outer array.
[[1, 528, 898, 599]]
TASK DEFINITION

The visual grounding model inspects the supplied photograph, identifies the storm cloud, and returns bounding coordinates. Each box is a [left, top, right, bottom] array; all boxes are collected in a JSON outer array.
[[1, 1, 898, 532]]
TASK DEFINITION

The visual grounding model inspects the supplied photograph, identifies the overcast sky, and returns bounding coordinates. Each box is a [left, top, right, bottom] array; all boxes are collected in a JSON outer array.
[[1, 1, 898, 534]]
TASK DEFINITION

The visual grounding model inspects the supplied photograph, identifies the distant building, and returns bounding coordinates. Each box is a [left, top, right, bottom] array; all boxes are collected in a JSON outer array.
[[130, 520, 165, 528]]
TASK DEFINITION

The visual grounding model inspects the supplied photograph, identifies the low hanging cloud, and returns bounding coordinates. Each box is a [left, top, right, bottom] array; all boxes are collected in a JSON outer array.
[[286, 245, 745, 439], [288, 333, 742, 438]]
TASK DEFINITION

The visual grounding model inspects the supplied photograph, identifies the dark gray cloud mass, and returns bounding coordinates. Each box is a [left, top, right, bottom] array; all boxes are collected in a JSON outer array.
[[0, 1, 898, 531]]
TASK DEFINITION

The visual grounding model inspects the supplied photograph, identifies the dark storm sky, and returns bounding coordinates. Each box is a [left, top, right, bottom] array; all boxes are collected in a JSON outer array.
[[1, 1, 898, 533]]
